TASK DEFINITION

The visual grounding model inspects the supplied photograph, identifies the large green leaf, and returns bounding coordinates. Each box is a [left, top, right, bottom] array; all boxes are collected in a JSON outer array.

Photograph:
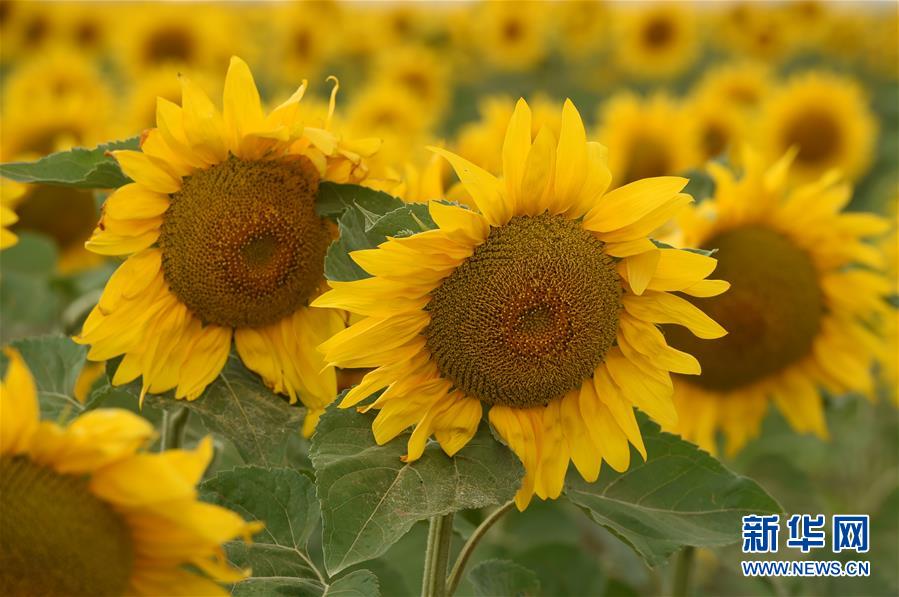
[[228, 570, 379, 597], [0, 137, 140, 189], [310, 405, 523, 575], [1, 335, 88, 420], [200, 467, 378, 597], [202, 467, 321, 553], [322, 185, 437, 282], [564, 416, 782, 567], [111, 354, 307, 468], [315, 182, 402, 220], [0, 234, 62, 343], [468, 559, 541, 597]]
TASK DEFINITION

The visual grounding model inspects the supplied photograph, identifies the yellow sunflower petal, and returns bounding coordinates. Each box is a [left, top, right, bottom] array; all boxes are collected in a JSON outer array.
[[430, 146, 508, 227], [560, 389, 601, 482], [0, 348, 40, 455], [112, 150, 182, 194], [623, 292, 727, 339], [583, 176, 688, 233]]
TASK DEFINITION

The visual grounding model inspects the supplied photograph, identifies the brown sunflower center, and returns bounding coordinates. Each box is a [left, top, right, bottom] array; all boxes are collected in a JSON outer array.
[[160, 155, 330, 328], [13, 185, 97, 250], [665, 226, 824, 392], [781, 109, 842, 166], [644, 17, 674, 48], [0, 456, 133, 597], [424, 213, 622, 409], [143, 26, 194, 65], [622, 136, 671, 186], [702, 123, 729, 159]]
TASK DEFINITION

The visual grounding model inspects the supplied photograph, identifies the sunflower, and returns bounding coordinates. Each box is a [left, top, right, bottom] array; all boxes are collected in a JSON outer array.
[[313, 99, 727, 509], [0, 348, 261, 595], [1, 49, 113, 129], [0, 0, 56, 64], [683, 91, 746, 165], [714, 2, 796, 63], [758, 71, 877, 183], [114, 3, 238, 77], [454, 94, 563, 176], [345, 83, 433, 177], [613, 3, 699, 80], [596, 92, 697, 188], [74, 57, 378, 435], [370, 44, 450, 123], [665, 148, 891, 455], [55, 0, 114, 56], [120, 66, 220, 136], [554, 0, 610, 60], [1, 51, 112, 272], [273, 0, 341, 85], [473, 1, 549, 71], [692, 61, 772, 114]]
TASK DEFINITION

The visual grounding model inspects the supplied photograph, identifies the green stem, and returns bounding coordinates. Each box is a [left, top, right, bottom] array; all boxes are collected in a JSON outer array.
[[159, 407, 189, 451], [672, 546, 695, 597], [421, 513, 454, 597], [445, 501, 514, 596]]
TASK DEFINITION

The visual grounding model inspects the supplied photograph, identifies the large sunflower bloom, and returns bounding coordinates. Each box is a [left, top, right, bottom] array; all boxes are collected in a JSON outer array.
[[313, 100, 728, 509], [665, 148, 891, 455], [0, 348, 261, 595], [75, 57, 378, 435]]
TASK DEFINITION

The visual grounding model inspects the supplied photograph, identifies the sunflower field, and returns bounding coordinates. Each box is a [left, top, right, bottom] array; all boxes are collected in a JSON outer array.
[[0, 1, 897, 596]]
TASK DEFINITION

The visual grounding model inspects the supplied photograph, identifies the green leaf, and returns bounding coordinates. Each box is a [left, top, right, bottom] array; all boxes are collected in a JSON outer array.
[[365, 204, 436, 239], [321, 185, 438, 282], [325, 206, 374, 282], [515, 543, 604, 597], [468, 559, 541, 597], [0, 137, 140, 189], [199, 466, 381, 597], [323, 570, 380, 597], [1, 335, 88, 420], [0, 232, 57, 275], [310, 404, 523, 575], [681, 168, 716, 202], [111, 354, 307, 467], [315, 182, 402, 220], [564, 416, 782, 567], [201, 466, 321, 552], [231, 577, 323, 597]]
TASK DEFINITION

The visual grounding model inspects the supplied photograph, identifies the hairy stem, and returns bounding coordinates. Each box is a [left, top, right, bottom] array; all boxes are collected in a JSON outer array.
[[672, 545, 696, 597], [421, 513, 455, 597], [445, 501, 514, 596]]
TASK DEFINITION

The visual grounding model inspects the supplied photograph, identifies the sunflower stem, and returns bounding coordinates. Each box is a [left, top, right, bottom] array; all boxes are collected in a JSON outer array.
[[421, 513, 454, 597], [672, 546, 695, 597], [159, 407, 189, 451], [445, 501, 514, 596]]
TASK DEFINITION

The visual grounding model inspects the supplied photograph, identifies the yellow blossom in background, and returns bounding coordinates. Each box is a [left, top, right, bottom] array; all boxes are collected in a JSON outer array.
[[114, 2, 240, 78], [613, 3, 699, 80], [596, 92, 697, 187], [472, 1, 549, 72], [666, 148, 891, 455], [692, 61, 772, 114], [758, 71, 877, 183]]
